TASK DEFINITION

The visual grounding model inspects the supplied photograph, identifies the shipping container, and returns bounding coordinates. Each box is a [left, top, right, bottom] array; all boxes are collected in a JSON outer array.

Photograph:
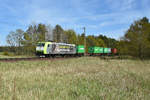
[[103, 48, 111, 53], [88, 47, 103, 54], [76, 45, 85, 54], [111, 48, 117, 54]]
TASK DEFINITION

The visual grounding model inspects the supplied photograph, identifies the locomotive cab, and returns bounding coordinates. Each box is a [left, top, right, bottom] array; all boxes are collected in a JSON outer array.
[[36, 42, 52, 56]]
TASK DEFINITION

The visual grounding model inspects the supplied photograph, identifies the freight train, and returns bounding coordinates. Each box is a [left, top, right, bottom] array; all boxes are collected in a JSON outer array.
[[36, 42, 117, 57]]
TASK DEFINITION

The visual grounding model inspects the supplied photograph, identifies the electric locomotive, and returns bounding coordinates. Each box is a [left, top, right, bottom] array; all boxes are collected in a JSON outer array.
[[36, 42, 85, 57]]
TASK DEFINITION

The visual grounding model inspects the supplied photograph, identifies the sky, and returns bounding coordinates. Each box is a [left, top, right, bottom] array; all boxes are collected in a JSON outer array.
[[0, 0, 150, 46]]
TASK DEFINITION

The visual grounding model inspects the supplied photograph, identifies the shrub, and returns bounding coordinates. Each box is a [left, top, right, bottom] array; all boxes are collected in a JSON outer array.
[[3, 52, 10, 56]]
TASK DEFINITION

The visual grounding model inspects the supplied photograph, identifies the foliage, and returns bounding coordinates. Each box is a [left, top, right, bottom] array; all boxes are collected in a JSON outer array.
[[6, 29, 24, 47], [53, 24, 65, 42], [64, 30, 78, 44], [86, 35, 105, 47], [116, 40, 128, 55], [2, 51, 9, 56], [120, 17, 150, 58], [6, 23, 50, 55], [6, 29, 24, 54], [24, 23, 48, 45], [77, 33, 85, 45], [98, 35, 118, 48]]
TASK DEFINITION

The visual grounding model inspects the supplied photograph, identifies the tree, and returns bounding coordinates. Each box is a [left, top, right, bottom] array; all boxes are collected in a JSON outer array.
[[64, 30, 77, 44], [116, 39, 129, 55], [123, 17, 150, 58], [86, 35, 106, 47], [6, 29, 24, 47], [53, 25, 65, 42], [96, 37, 106, 47], [37, 24, 47, 41], [77, 33, 85, 45], [25, 23, 48, 46], [86, 35, 97, 47], [45, 24, 53, 41], [98, 35, 117, 48], [7, 31, 17, 47], [6, 29, 24, 54], [21, 23, 48, 54]]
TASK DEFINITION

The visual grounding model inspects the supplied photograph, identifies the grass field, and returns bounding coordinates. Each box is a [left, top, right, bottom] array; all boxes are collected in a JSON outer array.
[[0, 57, 150, 100]]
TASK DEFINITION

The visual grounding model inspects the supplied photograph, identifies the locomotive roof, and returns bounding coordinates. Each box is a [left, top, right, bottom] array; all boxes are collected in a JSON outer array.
[[54, 42, 75, 46], [37, 42, 75, 46]]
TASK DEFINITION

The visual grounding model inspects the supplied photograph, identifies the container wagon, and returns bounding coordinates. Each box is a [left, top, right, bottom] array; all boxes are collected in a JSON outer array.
[[76, 45, 85, 56], [88, 46, 103, 56], [103, 48, 111, 54]]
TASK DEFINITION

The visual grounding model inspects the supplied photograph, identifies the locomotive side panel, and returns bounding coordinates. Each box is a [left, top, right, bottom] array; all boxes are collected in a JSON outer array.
[[51, 43, 76, 54]]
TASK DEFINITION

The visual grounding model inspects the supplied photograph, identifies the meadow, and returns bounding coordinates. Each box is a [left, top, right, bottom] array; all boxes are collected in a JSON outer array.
[[0, 57, 150, 100]]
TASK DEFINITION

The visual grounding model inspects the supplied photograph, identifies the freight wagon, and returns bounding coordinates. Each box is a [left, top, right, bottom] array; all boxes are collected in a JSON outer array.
[[88, 47, 103, 55], [76, 45, 85, 56], [88, 46, 112, 56], [111, 48, 117, 54]]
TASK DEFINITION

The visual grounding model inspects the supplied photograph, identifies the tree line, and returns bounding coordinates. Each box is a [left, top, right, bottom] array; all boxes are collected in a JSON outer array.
[[3, 24, 117, 55], [117, 17, 150, 59], [1, 17, 150, 59]]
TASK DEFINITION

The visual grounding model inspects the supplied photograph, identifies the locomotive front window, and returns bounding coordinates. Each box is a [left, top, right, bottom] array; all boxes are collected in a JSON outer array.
[[37, 43, 45, 47]]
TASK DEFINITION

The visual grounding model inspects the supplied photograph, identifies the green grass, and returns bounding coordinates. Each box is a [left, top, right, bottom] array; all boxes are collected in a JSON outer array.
[[0, 57, 150, 100]]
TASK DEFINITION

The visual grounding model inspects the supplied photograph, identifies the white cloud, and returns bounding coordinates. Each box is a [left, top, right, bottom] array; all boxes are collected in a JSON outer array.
[[106, 0, 136, 11]]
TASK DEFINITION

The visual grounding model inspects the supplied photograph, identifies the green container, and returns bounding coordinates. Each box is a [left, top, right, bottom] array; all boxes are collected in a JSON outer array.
[[76, 45, 85, 53], [88, 47, 103, 53], [103, 48, 111, 53]]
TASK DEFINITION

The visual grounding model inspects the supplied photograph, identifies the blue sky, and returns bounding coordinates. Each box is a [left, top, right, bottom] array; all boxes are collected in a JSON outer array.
[[0, 0, 150, 45]]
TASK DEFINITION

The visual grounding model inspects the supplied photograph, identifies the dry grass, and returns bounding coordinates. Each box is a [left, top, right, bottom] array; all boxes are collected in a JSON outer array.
[[0, 57, 150, 100]]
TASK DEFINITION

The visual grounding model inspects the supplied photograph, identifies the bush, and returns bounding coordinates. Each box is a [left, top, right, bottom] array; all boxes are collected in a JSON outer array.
[[3, 52, 10, 56]]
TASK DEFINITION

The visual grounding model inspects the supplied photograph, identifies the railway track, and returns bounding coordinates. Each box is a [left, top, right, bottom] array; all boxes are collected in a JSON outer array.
[[0, 55, 119, 62], [0, 57, 44, 62], [0, 56, 80, 62]]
